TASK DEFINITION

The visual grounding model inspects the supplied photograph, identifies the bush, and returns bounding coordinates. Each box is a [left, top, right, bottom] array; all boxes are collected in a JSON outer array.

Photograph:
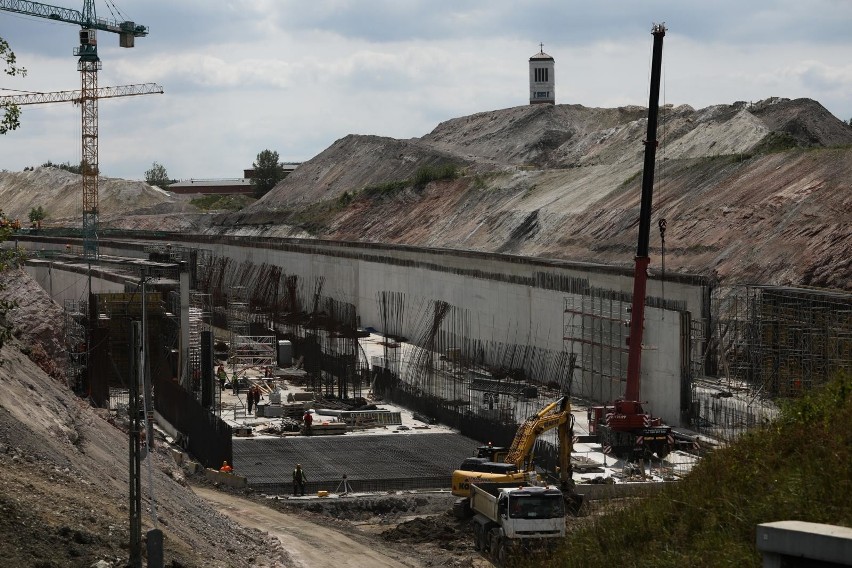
[[540, 373, 852, 568], [413, 163, 460, 189]]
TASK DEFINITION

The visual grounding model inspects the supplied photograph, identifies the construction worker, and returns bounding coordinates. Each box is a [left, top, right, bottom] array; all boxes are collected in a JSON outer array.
[[293, 464, 307, 496], [217, 365, 227, 390], [220, 460, 233, 473], [302, 410, 313, 435]]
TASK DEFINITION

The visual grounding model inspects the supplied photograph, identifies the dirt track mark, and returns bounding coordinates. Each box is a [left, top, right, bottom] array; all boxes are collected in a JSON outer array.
[[193, 486, 421, 568]]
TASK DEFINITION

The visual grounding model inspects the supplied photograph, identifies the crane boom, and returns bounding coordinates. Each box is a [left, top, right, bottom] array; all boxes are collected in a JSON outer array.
[[589, 24, 673, 462], [0, 0, 147, 37], [0, 83, 163, 105], [625, 23, 666, 402]]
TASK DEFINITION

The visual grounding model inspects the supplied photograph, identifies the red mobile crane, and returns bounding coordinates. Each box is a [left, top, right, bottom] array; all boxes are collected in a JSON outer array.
[[590, 24, 673, 460]]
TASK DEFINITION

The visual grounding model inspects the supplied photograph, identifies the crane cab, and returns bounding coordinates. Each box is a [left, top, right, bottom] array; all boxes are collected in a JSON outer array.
[[79, 28, 97, 46]]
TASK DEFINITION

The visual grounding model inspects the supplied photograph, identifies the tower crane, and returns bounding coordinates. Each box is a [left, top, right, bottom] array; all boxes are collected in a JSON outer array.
[[0, 83, 163, 229], [0, 0, 149, 258]]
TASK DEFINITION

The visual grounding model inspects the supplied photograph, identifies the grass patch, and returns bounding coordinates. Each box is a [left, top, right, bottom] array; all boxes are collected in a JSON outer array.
[[752, 131, 802, 155], [361, 179, 410, 198], [539, 373, 852, 568], [190, 194, 254, 211], [289, 197, 352, 234], [358, 163, 461, 198]]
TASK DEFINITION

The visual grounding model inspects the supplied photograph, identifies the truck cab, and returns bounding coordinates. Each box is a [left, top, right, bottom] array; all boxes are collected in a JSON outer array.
[[470, 483, 566, 564]]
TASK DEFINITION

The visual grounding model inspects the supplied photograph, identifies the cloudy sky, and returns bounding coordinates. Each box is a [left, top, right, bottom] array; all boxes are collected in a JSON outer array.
[[2, 0, 851, 180]]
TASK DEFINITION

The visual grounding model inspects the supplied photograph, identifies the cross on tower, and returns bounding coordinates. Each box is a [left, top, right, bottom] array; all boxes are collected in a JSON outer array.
[[540, 42, 544, 53]]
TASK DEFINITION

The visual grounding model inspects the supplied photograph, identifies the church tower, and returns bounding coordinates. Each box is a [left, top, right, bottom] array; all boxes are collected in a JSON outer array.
[[529, 44, 555, 105]]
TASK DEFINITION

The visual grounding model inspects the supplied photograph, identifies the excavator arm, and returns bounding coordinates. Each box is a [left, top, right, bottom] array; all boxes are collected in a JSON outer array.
[[504, 396, 573, 472]]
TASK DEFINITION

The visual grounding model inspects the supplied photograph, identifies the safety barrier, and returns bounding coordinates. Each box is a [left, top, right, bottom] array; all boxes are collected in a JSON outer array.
[[251, 475, 451, 496]]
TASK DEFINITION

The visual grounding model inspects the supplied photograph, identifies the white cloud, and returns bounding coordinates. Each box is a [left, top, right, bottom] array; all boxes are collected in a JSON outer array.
[[2, 1, 852, 179]]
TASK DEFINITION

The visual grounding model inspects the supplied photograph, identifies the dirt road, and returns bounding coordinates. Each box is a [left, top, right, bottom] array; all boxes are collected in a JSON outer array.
[[193, 486, 422, 568]]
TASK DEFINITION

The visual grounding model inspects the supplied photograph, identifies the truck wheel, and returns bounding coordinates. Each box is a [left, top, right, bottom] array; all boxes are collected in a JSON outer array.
[[495, 539, 508, 566], [489, 532, 501, 562], [473, 524, 483, 551]]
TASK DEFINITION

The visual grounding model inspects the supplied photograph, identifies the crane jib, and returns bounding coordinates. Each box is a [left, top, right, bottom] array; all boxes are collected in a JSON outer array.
[[0, 0, 148, 36]]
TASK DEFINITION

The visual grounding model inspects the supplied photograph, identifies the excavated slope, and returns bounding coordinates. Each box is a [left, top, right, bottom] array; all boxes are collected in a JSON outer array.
[[254, 134, 471, 208]]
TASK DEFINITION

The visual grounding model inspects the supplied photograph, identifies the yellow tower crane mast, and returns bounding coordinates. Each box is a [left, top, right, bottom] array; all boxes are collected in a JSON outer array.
[[0, 0, 149, 258]]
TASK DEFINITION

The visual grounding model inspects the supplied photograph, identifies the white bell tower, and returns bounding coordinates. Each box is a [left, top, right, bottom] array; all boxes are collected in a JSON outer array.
[[529, 44, 555, 105]]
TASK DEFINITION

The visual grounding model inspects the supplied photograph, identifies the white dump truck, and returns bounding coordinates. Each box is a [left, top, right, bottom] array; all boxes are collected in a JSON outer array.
[[470, 482, 566, 565]]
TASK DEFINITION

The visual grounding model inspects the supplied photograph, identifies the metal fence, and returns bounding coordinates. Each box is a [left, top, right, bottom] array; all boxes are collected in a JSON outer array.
[[154, 374, 232, 469]]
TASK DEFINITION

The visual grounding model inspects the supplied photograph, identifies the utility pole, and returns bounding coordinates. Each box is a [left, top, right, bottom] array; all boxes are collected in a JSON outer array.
[[129, 320, 142, 567]]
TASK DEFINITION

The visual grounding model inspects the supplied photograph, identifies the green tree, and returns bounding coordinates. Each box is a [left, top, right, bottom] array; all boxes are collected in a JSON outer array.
[[42, 160, 83, 174], [0, 37, 26, 355], [0, 210, 22, 353], [28, 206, 46, 229], [1, 37, 27, 135], [144, 161, 171, 189], [251, 149, 285, 198]]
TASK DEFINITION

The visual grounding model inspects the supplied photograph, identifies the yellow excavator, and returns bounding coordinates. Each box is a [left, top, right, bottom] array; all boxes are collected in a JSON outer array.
[[451, 395, 581, 518]]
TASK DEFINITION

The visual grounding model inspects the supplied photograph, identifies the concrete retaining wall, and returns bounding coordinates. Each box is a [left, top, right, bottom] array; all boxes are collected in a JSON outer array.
[[14, 234, 711, 426]]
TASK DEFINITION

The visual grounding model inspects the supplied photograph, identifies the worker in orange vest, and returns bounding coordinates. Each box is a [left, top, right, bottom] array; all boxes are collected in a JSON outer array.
[[220, 460, 233, 473]]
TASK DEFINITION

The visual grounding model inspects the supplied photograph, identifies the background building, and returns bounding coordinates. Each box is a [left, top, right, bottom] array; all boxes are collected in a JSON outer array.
[[529, 45, 555, 105]]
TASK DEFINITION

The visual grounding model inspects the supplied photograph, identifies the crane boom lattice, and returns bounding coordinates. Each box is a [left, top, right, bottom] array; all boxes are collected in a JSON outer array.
[[0, 83, 163, 105]]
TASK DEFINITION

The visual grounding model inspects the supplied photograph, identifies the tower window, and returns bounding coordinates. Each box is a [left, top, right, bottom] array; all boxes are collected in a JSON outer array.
[[534, 68, 549, 82]]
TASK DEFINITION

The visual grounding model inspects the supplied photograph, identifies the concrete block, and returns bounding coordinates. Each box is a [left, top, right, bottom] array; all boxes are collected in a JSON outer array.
[[262, 405, 284, 417], [757, 521, 852, 567], [205, 468, 248, 489], [287, 392, 315, 402]]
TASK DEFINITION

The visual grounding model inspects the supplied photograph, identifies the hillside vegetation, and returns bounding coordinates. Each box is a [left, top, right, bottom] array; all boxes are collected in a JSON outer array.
[[541, 373, 852, 568]]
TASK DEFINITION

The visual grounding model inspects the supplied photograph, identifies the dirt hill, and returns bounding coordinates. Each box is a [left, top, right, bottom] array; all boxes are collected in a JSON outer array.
[[222, 97, 852, 291], [0, 167, 210, 233]]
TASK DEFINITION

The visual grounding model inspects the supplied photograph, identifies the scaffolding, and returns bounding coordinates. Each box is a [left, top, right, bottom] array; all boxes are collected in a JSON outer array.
[[231, 335, 275, 371], [693, 285, 852, 439], [563, 291, 629, 403], [715, 286, 852, 397]]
